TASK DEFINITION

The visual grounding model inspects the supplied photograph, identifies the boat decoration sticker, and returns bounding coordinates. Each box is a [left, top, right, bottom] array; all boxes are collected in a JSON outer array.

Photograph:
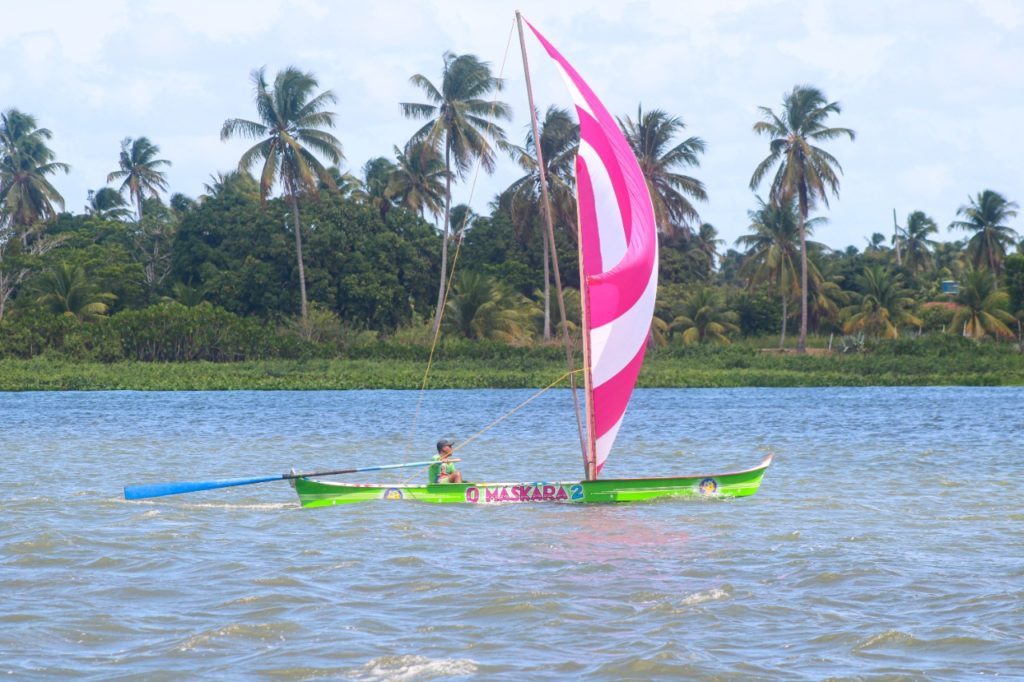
[[382, 488, 403, 500], [699, 478, 718, 495]]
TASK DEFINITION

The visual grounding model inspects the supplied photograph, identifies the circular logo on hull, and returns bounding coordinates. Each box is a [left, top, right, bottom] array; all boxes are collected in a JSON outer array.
[[699, 478, 718, 495], [383, 488, 403, 500]]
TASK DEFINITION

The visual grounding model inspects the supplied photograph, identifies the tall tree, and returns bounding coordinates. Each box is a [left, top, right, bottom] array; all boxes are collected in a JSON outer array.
[[401, 52, 511, 334], [619, 105, 706, 235], [750, 85, 855, 352], [107, 137, 171, 223], [503, 106, 578, 340], [387, 141, 448, 220], [0, 109, 69, 228], [897, 210, 939, 274], [949, 190, 1020, 277], [221, 66, 343, 321], [737, 197, 826, 348], [86, 187, 134, 221]]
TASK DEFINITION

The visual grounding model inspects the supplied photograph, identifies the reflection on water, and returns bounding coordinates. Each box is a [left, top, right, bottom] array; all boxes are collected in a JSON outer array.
[[1, 387, 1022, 679]]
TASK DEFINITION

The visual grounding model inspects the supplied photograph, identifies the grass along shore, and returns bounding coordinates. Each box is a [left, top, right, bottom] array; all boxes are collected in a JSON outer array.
[[2, 339, 1022, 390]]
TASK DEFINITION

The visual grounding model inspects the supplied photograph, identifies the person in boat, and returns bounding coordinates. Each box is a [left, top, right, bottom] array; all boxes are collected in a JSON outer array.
[[430, 439, 463, 484]]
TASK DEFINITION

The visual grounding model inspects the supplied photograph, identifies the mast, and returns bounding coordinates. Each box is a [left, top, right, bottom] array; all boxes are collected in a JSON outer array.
[[515, 10, 590, 477]]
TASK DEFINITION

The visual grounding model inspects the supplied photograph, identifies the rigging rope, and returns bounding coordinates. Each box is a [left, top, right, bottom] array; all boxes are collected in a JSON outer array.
[[406, 18, 519, 455]]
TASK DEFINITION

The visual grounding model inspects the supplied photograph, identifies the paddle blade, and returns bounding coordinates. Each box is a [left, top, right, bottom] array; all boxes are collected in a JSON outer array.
[[123, 474, 283, 500]]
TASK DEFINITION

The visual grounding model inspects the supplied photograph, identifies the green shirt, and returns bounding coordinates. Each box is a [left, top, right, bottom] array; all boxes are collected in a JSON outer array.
[[428, 454, 456, 483]]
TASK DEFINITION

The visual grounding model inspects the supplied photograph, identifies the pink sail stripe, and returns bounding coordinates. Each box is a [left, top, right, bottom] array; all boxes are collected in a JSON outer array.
[[575, 157, 603, 275], [526, 19, 658, 479], [591, 345, 647, 475], [578, 110, 633, 251]]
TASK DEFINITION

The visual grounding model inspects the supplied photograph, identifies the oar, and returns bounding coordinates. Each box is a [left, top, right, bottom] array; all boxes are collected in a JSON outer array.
[[123, 459, 460, 500]]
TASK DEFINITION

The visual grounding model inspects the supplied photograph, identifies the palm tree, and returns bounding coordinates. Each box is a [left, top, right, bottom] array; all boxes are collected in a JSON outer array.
[[107, 137, 171, 223], [85, 187, 133, 221], [841, 265, 921, 338], [694, 223, 724, 276], [401, 52, 511, 334], [202, 170, 260, 203], [361, 156, 398, 222], [898, 210, 939, 274], [949, 190, 1020, 277], [666, 286, 739, 345], [221, 66, 343, 321], [737, 197, 826, 348], [950, 269, 1015, 339], [442, 271, 534, 344], [34, 262, 116, 321], [750, 85, 855, 352], [449, 204, 477, 240], [386, 141, 448, 220], [503, 106, 579, 340], [619, 105, 706, 235], [0, 109, 69, 227]]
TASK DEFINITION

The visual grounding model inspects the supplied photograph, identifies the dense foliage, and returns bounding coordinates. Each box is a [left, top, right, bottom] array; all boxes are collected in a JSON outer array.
[[1, 61, 1022, 380]]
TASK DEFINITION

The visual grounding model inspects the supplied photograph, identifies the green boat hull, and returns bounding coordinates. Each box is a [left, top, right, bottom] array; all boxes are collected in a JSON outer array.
[[293, 455, 773, 507]]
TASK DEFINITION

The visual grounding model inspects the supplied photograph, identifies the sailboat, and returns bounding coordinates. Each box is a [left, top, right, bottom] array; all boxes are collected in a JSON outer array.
[[291, 16, 773, 508]]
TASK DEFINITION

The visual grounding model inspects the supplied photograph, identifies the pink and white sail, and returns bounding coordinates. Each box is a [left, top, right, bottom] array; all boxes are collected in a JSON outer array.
[[526, 21, 659, 479]]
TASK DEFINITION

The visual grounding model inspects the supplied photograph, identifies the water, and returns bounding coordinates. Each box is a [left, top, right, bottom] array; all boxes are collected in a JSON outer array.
[[1, 388, 1022, 680]]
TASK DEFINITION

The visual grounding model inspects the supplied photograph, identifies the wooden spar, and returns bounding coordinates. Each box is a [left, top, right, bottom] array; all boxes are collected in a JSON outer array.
[[515, 11, 590, 477], [893, 208, 902, 267]]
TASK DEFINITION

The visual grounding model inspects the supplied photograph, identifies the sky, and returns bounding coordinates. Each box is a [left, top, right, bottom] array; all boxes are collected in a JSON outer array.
[[2, 0, 1023, 251]]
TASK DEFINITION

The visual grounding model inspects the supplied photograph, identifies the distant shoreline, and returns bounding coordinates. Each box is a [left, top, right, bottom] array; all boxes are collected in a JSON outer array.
[[2, 350, 1022, 390]]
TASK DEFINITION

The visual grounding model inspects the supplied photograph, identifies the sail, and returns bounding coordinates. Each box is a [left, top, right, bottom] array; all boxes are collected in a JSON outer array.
[[525, 21, 659, 478]]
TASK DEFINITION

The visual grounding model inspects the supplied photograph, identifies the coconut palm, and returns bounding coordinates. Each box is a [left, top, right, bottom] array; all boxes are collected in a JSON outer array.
[[107, 137, 171, 223], [449, 204, 477, 240], [666, 286, 740, 345], [0, 109, 69, 227], [897, 210, 939, 274], [85, 187, 133, 221], [503, 106, 579, 340], [950, 269, 1015, 339], [35, 262, 116, 321], [442, 271, 534, 344], [841, 265, 921, 339], [619, 105, 706, 235], [401, 52, 511, 333], [949, 190, 1020, 277], [750, 85, 855, 352], [361, 156, 397, 222], [221, 66, 343, 321], [202, 170, 261, 203], [386, 141, 447, 220], [737, 197, 826, 348]]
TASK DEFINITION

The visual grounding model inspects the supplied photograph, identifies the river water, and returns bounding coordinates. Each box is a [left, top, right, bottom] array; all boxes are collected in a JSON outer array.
[[1, 388, 1022, 680]]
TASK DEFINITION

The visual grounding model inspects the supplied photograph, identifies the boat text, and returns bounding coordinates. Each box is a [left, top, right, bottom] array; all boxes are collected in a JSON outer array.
[[464, 484, 584, 504]]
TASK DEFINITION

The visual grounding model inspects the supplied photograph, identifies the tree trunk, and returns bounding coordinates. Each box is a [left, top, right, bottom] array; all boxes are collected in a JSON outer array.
[[779, 294, 788, 350], [543, 231, 551, 341], [431, 141, 452, 335], [289, 192, 308, 322], [797, 196, 809, 353]]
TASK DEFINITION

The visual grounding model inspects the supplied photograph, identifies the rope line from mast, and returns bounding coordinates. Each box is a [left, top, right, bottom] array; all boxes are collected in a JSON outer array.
[[406, 18, 519, 455]]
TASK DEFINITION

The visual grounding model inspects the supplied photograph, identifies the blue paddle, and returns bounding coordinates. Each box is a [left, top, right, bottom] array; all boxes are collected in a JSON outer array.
[[123, 459, 457, 500]]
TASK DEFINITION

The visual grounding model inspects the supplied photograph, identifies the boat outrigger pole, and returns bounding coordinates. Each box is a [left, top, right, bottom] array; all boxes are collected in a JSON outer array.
[[515, 10, 592, 479]]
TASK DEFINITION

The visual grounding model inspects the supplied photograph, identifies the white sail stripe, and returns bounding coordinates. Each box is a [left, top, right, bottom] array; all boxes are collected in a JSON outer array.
[[589, 261, 658, 387], [578, 141, 627, 271], [552, 63, 596, 119], [594, 415, 624, 472]]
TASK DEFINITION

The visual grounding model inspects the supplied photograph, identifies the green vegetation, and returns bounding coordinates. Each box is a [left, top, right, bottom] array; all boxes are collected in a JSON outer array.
[[1, 335, 1020, 391], [1, 60, 1022, 392]]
